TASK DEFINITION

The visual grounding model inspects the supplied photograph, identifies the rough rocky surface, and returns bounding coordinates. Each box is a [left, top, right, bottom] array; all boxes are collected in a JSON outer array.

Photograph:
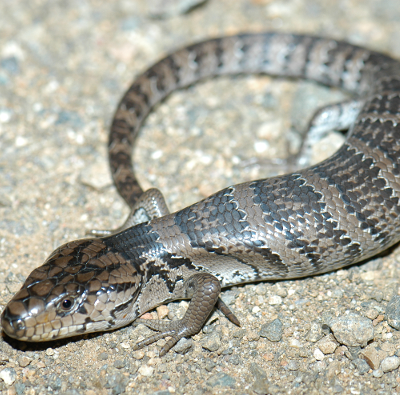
[[386, 295, 400, 330], [2, 0, 400, 394]]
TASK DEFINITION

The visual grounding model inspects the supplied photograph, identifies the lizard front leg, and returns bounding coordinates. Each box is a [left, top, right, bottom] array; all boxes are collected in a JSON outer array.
[[133, 272, 239, 356]]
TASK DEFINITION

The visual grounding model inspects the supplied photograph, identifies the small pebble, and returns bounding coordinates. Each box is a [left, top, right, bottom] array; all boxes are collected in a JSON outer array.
[[174, 338, 193, 354], [326, 314, 374, 347], [351, 358, 370, 375], [371, 290, 384, 302], [344, 346, 361, 361], [372, 369, 384, 378], [288, 338, 302, 348], [0, 353, 9, 365], [132, 350, 145, 360], [247, 331, 261, 342], [108, 341, 117, 349], [276, 288, 288, 298], [255, 284, 267, 295], [360, 270, 380, 282], [17, 356, 32, 368], [250, 363, 273, 394], [332, 289, 344, 299], [306, 321, 324, 343], [201, 332, 221, 352], [232, 329, 246, 339], [138, 365, 154, 377], [205, 360, 216, 372], [113, 360, 126, 369], [386, 295, 400, 330], [148, 357, 160, 366], [207, 372, 236, 388], [98, 352, 108, 361], [260, 352, 273, 362], [228, 355, 241, 365], [361, 345, 386, 370], [365, 308, 379, 320], [382, 332, 392, 340], [373, 315, 384, 326], [287, 360, 298, 371], [0, 368, 17, 386], [314, 348, 325, 361], [380, 355, 400, 373], [156, 305, 169, 319], [380, 342, 396, 353], [317, 334, 338, 355], [179, 374, 190, 387], [298, 348, 310, 358], [259, 318, 283, 342], [269, 295, 282, 305]]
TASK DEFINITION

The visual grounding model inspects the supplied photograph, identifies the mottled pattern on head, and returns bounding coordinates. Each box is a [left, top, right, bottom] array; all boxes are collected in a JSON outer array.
[[2, 238, 142, 341]]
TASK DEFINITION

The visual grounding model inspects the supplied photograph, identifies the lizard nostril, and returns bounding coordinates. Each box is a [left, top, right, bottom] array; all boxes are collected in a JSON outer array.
[[13, 319, 26, 332], [1, 307, 26, 338]]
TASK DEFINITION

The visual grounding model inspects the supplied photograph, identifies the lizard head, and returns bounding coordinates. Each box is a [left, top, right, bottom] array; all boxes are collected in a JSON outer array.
[[1, 238, 142, 342]]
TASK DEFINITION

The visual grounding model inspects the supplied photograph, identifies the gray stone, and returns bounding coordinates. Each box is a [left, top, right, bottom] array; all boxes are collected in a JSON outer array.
[[204, 360, 216, 372], [174, 337, 193, 354], [250, 363, 271, 394], [228, 354, 241, 365], [232, 329, 246, 339], [365, 308, 379, 320], [201, 332, 221, 352], [98, 352, 108, 361], [351, 358, 370, 375], [326, 313, 374, 347], [113, 360, 126, 369], [259, 318, 283, 342], [206, 372, 235, 388], [386, 295, 400, 330], [287, 360, 299, 371], [306, 321, 324, 342]]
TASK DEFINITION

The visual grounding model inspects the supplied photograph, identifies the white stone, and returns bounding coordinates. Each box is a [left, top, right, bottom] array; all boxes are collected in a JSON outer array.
[[0, 368, 16, 386], [269, 295, 282, 305], [138, 365, 154, 377], [313, 348, 325, 361], [381, 356, 400, 373]]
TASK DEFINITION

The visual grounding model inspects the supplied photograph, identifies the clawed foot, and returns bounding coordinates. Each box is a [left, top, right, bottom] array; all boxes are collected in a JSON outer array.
[[86, 188, 170, 237], [132, 295, 240, 356], [132, 318, 194, 356]]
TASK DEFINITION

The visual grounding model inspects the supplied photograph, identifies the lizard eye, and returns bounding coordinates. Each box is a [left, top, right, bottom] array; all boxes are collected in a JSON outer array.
[[59, 297, 75, 311]]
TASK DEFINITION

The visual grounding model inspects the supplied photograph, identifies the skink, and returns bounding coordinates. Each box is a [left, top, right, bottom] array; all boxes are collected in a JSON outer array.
[[2, 33, 400, 355]]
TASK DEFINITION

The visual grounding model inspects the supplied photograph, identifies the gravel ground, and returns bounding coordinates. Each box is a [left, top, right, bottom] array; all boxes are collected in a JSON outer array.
[[2, 0, 400, 394]]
